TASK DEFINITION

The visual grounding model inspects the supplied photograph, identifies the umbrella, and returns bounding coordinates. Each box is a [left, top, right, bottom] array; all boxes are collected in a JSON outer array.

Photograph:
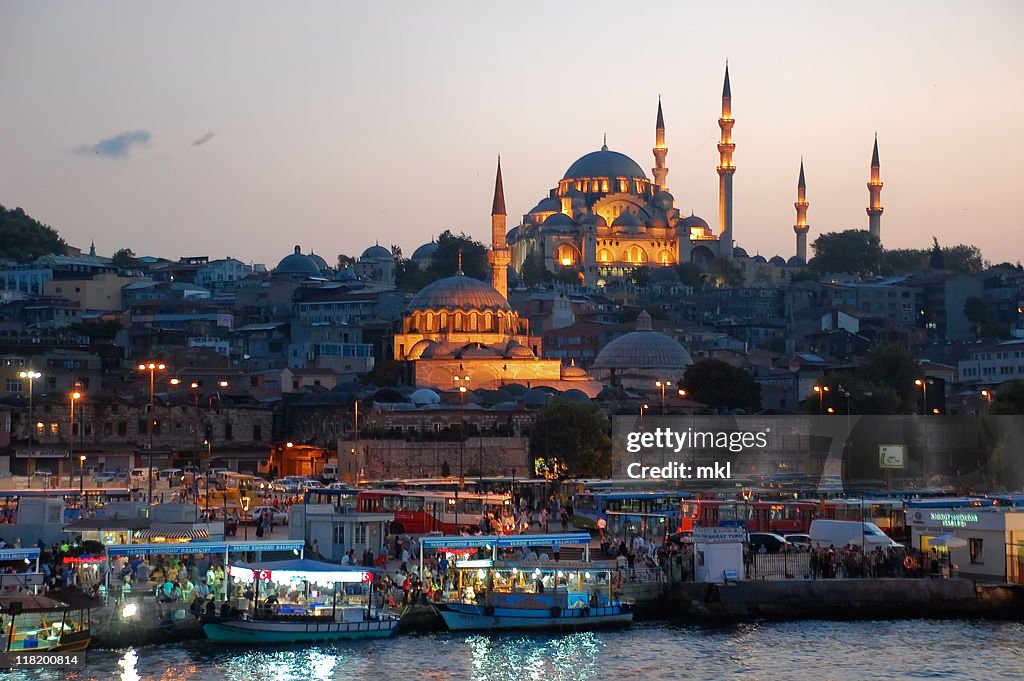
[[929, 534, 967, 549]]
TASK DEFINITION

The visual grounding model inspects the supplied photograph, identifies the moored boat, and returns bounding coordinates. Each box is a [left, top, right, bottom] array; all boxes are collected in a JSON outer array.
[[0, 589, 100, 653]]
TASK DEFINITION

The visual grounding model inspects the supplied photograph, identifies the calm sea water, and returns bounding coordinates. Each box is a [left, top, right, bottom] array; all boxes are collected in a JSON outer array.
[[18, 620, 1024, 681]]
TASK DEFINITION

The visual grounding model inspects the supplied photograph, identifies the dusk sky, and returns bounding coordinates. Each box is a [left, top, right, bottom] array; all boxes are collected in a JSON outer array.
[[2, 1, 1022, 267]]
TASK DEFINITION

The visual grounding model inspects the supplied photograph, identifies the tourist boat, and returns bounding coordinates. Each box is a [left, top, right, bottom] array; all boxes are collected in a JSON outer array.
[[0, 589, 100, 653], [199, 558, 399, 644], [433, 563, 633, 632]]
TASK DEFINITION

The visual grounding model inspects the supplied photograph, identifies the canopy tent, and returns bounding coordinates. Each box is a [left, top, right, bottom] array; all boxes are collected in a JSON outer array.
[[929, 533, 968, 549], [227, 558, 376, 584]]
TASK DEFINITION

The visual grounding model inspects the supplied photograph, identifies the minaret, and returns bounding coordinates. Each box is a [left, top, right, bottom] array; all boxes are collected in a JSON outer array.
[[866, 134, 884, 242], [652, 97, 669, 192], [488, 156, 511, 300], [717, 64, 736, 258], [794, 159, 810, 262]]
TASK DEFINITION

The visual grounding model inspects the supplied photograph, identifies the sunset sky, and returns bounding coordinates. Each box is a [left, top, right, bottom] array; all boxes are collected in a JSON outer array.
[[2, 1, 1022, 267]]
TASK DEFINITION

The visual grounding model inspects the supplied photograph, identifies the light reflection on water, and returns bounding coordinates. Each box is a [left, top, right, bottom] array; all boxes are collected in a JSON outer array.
[[23, 620, 1024, 681]]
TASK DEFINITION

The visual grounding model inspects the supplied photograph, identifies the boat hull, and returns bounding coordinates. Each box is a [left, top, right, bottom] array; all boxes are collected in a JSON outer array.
[[201, 616, 399, 644], [435, 602, 633, 632]]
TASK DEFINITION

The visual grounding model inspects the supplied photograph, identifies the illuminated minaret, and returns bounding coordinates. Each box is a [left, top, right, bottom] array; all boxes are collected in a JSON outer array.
[[867, 134, 884, 242], [794, 159, 810, 262], [717, 64, 736, 257], [488, 156, 511, 300], [652, 97, 669, 192]]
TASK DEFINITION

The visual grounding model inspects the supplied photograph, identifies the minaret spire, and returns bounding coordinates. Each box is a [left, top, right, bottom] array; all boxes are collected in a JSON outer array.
[[456, 248, 464, 275], [794, 158, 810, 262], [601, 133, 607, 152], [487, 156, 511, 299], [717, 63, 736, 258], [867, 134, 884, 242], [652, 97, 669, 192]]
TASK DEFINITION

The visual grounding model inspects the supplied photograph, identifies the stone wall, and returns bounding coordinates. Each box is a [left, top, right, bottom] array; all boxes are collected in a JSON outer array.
[[337, 437, 530, 480]]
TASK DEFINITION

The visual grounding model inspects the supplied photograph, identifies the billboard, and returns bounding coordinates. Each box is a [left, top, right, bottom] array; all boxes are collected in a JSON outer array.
[[878, 444, 905, 469]]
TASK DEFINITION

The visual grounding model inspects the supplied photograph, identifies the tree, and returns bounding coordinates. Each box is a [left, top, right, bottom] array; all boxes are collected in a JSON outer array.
[[802, 370, 902, 415], [0, 205, 67, 263], [810, 230, 882, 275], [111, 248, 138, 268], [989, 380, 1024, 415], [707, 256, 742, 288], [682, 359, 761, 413], [426, 230, 490, 281], [675, 262, 705, 289], [928, 237, 945, 269], [963, 297, 989, 338], [520, 251, 549, 287], [336, 254, 356, 269], [360, 359, 403, 387], [942, 244, 985, 274], [529, 400, 612, 478], [630, 266, 651, 288], [856, 342, 920, 410]]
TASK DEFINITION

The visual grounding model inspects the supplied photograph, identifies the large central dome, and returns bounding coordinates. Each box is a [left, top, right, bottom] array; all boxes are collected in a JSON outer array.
[[408, 274, 511, 312], [563, 148, 648, 181]]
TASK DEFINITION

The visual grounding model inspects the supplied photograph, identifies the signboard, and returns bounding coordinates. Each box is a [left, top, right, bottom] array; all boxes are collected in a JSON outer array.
[[693, 526, 747, 543], [0, 548, 41, 562], [0, 573, 44, 588], [15, 449, 69, 459], [879, 444, 905, 469]]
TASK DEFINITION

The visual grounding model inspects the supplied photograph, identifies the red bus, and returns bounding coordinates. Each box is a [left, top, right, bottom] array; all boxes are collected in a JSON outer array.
[[682, 499, 817, 534], [356, 489, 510, 534]]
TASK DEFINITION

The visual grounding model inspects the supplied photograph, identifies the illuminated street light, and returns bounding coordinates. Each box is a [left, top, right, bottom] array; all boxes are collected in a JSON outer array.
[[18, 369, 41, 448], [812, 385, 830, 415], [655, 380, 672, 414], [137, 361, 167, 502]]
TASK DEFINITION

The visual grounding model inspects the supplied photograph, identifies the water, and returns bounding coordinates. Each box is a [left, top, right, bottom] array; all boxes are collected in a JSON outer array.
[[15, 621, 1024, 680]]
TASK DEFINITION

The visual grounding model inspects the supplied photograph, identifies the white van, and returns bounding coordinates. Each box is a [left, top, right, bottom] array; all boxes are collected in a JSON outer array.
[[321, 462, 339, 481], [809, 519, 902, 549], [129, 468, 150, 486]]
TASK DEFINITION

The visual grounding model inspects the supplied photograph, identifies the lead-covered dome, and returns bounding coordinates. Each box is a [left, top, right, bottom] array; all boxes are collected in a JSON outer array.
[[275, 245, 323, 277], [592, 311, 692, 371], [563, 148, 647, 181], [362, 244, 393, 260], [408, 274, 511, 312], [411, 241, 438, 263]]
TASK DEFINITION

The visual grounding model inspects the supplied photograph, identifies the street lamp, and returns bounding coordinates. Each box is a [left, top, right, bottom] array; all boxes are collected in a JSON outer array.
[[19, 370, 41, 448], [137, 361, 166, 503], [981, 388, 993, 408], [79, 454, 86, 498], [453, 374, 469, 530], [69, 389, 82, 488], [655, 380, 672, 415], [914, 378, 931, 415], [812, 385, 830, 415]]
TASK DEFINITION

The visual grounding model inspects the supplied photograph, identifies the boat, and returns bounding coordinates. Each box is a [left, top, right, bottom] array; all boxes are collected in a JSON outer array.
[[199, 558, 399, 644], [0, 589, 100, 653], [433, 563, 633, 632]]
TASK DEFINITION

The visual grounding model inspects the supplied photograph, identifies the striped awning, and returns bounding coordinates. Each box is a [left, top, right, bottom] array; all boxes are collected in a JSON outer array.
[[134, 528, 210, 541]]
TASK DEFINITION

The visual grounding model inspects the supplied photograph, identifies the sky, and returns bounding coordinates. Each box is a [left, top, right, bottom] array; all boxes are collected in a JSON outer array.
[[2, 1, 1023, 267]]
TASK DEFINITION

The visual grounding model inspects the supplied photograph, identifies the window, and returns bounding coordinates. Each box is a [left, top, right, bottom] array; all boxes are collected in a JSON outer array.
[[117, 421, 127, 436], [253, 424, 262, 441], [138, 419, 148, 434], [225, 422, 233, 440], [333, 525, 345, 545], [353, 525, 367, 545], [49, 422, 58, 435], [969, 538, 983, 564], [5, 379, 22, 393]]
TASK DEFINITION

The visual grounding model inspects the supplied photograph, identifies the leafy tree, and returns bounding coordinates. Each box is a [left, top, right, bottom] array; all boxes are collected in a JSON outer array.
[[520, 251, 549, 287], [676, 262, 705, 289], [0, 205, 67, 263], [989, 380, 1024, 415], [928, 237, 945, 269], [426, 230, 489, 281], [963, 297, 988, 338], [942, 244, 985, 274], [707, 256, 742, 288], [619, 305, 667, 323], [529, 400, 612, 478], [336, 254, 356, 269], [682, 359, 761, 413], [630, 266, 651, 288], [552, 269, 581, 286], [810, 230, 882, 275], [882, 248, 927, 273], [856, 342, 920, 410], [111, 248, 138, 268], [802, 370, 902, 415], [360, 359, 403, 387]]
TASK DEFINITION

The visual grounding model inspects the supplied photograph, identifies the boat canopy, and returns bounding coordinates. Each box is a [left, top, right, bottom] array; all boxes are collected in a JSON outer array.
[[420, 533, 591, 551], [0, 594, 69, 614], [227, 558, 378, 584], [106, 540, 305, 557]]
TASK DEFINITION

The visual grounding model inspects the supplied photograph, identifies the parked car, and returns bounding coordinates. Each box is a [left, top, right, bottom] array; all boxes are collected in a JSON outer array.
[[272, 481, 300, 494], [325, 482, 349, 490], [748, 532, 791, 553], [157, 468, 184, 482], [302, 480, 325, 490], [785, 533, 812, 550], [246, 505, 288, 525], [31, 469, 53, 479], [94, 470, 121, 483], [252, 477, 271, 492]]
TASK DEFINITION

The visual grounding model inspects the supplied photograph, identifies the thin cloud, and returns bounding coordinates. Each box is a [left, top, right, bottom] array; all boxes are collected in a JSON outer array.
[[192, 131, 216, 146], [76, 130, 152, 158]]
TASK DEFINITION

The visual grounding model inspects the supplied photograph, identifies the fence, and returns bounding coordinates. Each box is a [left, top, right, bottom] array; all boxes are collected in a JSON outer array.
[[746, 553, 812, 580]]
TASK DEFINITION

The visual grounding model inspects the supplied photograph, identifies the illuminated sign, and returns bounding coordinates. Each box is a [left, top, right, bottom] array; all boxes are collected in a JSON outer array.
[[929, 512, 978, 528], [879, 444, 905, 469]]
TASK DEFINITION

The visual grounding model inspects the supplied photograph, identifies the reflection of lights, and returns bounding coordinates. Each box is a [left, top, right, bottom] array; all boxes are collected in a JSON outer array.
[[122, 602, 138, 618], [584, 572, 591, 579], [118, 648, 140, 681], [477, 569, 486, 579]]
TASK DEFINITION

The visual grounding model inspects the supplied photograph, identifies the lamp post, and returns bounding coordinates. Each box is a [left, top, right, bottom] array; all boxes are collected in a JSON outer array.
[[137, 361, 166, 503], [655, 380, 672, 415], [914, 378, 931, 415], [812, 385, 830, 415], [453, 374, 469, 531], [204, 439, 212, 516], [69, 389, 81, 488], [981, 388, 993, 410], [19, 370, 41, 448], [190, 381, 202, 466], [79, 454, 86, 498]]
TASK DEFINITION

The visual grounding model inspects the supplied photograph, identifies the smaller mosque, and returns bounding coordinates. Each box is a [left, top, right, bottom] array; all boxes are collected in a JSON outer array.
[[393, 162, 602, 397], [273, 245, 333, 280], [591, 311, 693, 390]]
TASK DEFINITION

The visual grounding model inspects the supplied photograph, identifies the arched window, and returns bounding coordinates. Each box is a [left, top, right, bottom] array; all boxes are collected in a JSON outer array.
[[597, 248, 613, 263], [658, 250, 673, 264], [440, 312, 449, 330], [626, 246, 648, 263]]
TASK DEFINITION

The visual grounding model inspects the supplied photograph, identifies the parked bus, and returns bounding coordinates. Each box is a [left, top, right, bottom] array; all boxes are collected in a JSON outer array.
[[573, 490, 695, 539], [686, 498, 818, 534], [356, 488, 509, 534], [0, 488, 132, 524]]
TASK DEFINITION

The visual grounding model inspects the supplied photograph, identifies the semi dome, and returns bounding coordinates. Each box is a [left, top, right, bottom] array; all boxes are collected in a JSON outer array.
[[611, 211, 643, 233], [530, 197, 561, 214], [563, 148, 647, 181], [408, 274, 511, 312], [681, 214, 710, 230], [406, 339, 437, 360], [542, 212, 576, 230], [362, 244, 393, 260], [592, 312, 692, 371], [275, 245, 323, 277]]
